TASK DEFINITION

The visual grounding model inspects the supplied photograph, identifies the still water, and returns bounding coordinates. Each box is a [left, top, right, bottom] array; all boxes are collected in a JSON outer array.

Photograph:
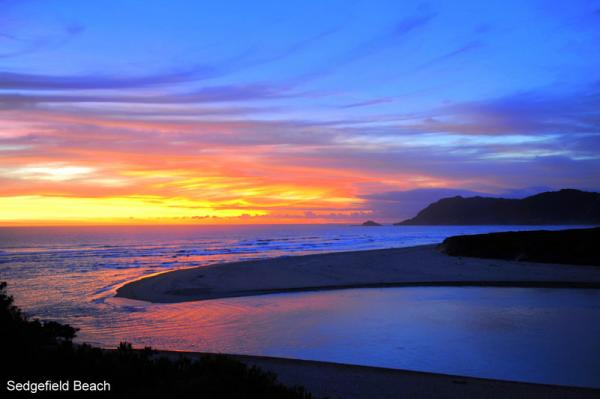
[[98, 287, 600, 388]]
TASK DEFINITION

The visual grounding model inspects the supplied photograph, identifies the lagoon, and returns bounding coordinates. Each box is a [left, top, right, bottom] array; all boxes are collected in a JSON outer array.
[[100, 287, 600, 388]]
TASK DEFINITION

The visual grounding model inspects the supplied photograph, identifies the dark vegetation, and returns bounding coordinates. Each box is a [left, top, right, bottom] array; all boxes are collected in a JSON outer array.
[[397, 189, 600, 225], [0, 282, 314, 398], [439, 227, 600, 266]]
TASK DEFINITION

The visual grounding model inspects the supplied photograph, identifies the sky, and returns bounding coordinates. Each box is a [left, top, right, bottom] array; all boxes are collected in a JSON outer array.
[[1, 0, 599, 225]]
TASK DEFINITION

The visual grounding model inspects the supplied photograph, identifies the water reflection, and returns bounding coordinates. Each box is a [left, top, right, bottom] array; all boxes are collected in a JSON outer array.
[[78, 287, 600, 388]]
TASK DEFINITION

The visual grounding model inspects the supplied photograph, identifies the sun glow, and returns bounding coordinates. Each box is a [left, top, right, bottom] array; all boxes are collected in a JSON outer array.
[[6, 165, 95, 181], [0, 195, 269, 225], [1, 1, 596, 225]]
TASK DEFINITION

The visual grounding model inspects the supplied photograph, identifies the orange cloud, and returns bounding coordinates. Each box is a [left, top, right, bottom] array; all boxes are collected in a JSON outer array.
[[0, 100, 475, 225]]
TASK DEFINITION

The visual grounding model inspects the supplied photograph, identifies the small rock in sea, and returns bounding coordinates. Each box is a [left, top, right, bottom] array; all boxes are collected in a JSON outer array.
[[362, 220, 382, 226]]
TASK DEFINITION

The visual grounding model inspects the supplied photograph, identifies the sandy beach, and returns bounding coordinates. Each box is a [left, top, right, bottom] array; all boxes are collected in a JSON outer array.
[[116, 244, 600, 303], [154, 351, 600, 399]]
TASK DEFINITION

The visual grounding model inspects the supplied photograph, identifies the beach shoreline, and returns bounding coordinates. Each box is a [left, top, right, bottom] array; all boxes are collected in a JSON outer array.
[[116, 244, 600, 303], [149, 350, 600, 399]]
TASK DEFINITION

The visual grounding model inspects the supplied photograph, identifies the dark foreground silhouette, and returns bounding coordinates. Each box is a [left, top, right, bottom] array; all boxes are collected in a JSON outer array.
[[0, 282, 313, 398], [439, 227, 600, 266], [397, 189, 600, 225]]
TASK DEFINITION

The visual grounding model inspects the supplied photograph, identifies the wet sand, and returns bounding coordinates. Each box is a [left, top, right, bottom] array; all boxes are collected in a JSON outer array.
[[155, 351, 600, 399], [116, 244, 600, 303]]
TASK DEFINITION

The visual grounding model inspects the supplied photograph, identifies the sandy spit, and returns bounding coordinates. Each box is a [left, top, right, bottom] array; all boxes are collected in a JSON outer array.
[[116, 245, 600, 303]]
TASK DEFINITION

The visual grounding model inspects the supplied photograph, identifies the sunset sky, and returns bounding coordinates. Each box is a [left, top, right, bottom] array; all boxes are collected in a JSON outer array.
[[1, 0, 599, 224]]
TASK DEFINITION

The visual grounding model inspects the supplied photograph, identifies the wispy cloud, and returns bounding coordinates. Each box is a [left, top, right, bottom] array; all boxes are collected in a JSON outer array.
[[0, 67, 220, 90], [294, 8, 437, 83], [0, 13, 86, 59], [345, 10, 437, 62], [416, 40, 482, 70], [0, 83, 298, 111], [340, 97, 394, 109]]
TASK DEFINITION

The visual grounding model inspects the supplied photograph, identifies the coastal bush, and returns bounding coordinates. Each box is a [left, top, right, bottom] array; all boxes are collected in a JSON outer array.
[[0, 282, 314, 398], [439, 227, 600, 266]]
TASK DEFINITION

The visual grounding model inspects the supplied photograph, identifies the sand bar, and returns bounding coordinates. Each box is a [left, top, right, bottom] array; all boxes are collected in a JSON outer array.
[[116, 245, 600, 303]]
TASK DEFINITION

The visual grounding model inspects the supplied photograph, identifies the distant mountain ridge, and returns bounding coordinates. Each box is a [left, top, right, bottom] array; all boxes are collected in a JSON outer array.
[[396, 189, 600, 225]]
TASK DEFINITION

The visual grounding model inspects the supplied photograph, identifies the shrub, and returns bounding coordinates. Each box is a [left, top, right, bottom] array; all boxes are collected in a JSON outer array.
[[1, 282, 314, 398]]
